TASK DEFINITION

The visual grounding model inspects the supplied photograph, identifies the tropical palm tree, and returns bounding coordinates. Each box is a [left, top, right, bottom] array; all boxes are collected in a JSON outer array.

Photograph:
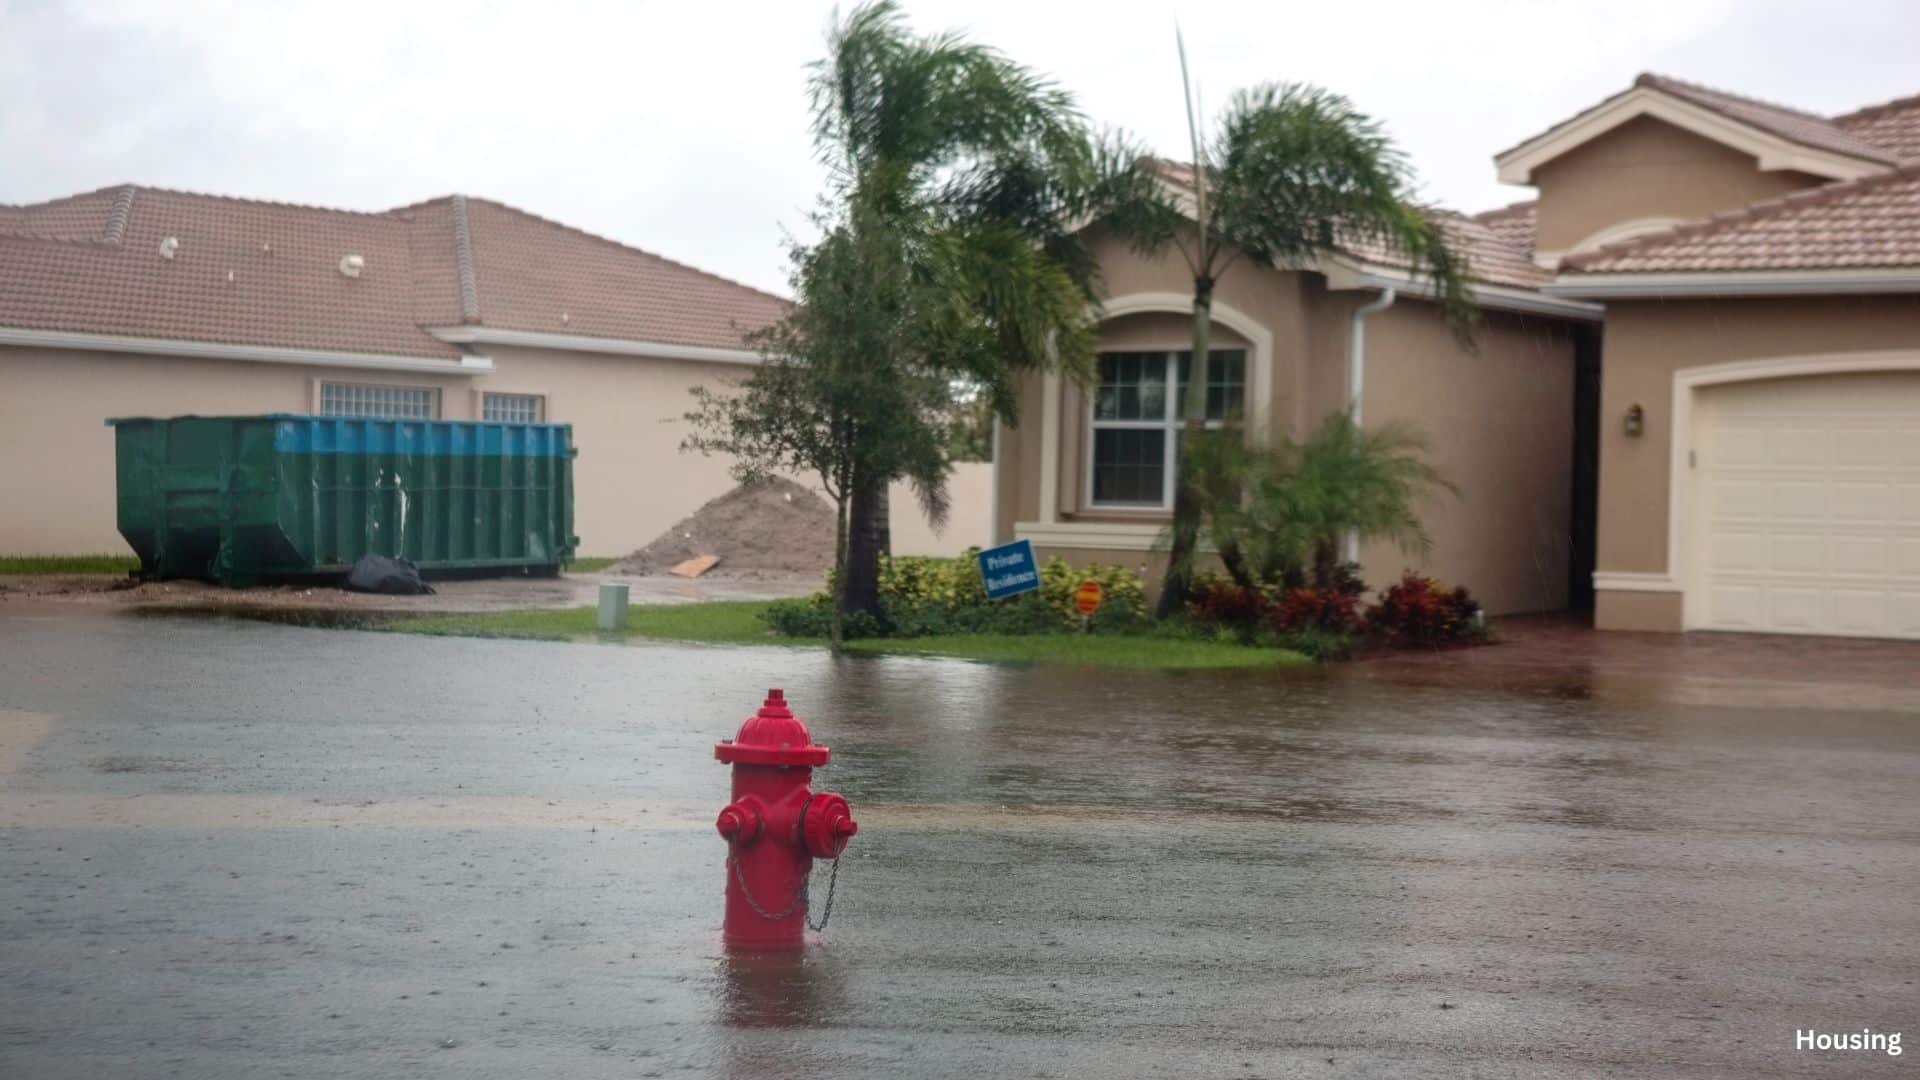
[[1169, 410, 1454, 596], [802, 0, 1135, 618], [1102, 53, 1476, 618]]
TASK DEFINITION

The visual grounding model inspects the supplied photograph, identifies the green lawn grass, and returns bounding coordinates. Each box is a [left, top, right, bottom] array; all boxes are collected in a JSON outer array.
[[0, 554, 140, 575], [563, 556, 621, 573], [387, 601, 1304, 669]]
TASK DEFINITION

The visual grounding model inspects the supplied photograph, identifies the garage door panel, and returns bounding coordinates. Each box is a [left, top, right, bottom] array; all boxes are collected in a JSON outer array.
[[1766, 428, 1827, 465], [1894, 592, 1920, 636], [1897, 485, 1920, 523], [1693, 370, 1920, 640], [1769, 482, 1825, 518], [1767, 588, 1822, 629], [1897, 539, 1920, 576], [1828, 483, 1886, 521], [1829, 536, 1885, 573], [1830, 591, 1890, 634]]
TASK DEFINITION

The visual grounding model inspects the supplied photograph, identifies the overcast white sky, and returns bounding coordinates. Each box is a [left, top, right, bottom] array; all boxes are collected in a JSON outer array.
[[4, 0, 1916, 295]]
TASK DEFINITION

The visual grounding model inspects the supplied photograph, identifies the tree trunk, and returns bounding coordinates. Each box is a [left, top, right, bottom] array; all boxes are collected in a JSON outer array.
[[1154, 276, 1214, 620], [830, 492, 849, 653], [841, 471, 886, 620]]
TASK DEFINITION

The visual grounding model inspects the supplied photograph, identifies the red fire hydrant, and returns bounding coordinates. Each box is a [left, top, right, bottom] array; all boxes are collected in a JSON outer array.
[[714, 688, 857, 950]]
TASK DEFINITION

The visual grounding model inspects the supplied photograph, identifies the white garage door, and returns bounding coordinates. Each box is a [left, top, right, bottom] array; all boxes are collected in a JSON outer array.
[[1691, 371, 1920, 639]]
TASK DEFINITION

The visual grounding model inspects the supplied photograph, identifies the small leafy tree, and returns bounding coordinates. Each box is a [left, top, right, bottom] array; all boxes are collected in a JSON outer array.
[[1102, 40, 1476, 617], [685, 214, 952, 652]]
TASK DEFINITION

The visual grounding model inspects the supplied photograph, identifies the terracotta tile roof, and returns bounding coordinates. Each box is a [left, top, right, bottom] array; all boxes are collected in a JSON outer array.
[[1142, 159, 1549, 289], [1833, 92, 1920, 163], [1562, 162, 1920, 273], [1339, 210, 1551, 289], [1472, 200, 1538, 261], [0, 184, 787, 359]]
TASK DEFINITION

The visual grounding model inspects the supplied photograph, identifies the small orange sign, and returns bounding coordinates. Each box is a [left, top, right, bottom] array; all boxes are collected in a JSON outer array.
[[1073, 579, 1104, 615]]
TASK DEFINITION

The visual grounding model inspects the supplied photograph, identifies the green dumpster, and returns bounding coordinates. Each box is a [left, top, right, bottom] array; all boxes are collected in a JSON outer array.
[[109, 414, 577, 586]]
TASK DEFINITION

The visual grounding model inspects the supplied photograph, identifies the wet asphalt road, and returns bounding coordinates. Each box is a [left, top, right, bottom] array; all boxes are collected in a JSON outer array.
[[1, 612, 1916, 1078]]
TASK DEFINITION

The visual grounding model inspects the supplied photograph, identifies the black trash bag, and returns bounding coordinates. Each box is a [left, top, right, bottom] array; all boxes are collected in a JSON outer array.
[[343, 554, 436, 595]]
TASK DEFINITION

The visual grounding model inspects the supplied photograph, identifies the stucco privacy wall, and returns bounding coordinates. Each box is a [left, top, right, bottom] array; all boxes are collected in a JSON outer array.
[[1531, 116, 1825, 258], [1592, 295, 1920, 631], [889, 462, 994, 557], [0, 343, 745, 557]]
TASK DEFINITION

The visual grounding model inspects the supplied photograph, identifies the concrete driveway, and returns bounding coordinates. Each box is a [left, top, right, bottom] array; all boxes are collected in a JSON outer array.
[[1, 611, 1914, 1078]]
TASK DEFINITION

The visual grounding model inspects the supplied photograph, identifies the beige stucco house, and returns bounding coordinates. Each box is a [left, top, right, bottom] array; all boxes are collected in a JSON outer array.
[[0, 185, 787, 558], [997, 72, 1920, 639]]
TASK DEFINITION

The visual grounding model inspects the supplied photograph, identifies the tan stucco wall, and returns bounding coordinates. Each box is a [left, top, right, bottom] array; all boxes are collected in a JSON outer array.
[[1593, 295, 1920, 631], [1330, 295, 1577, 615], [1531, 116, 1825, 257], [0, 343, 748, 558]]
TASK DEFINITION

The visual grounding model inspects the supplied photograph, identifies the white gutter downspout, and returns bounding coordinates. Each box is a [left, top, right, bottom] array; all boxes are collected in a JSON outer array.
[[1345, 288, 1396, 562]]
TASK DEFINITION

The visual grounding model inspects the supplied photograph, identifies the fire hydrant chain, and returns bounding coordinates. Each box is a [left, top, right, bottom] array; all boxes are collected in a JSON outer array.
[[806, 855, 841, 932], [725, 847, 843, 930], [724, 792, 846, 932]]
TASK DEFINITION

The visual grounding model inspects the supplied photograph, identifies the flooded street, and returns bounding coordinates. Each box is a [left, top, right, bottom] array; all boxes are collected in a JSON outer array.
[[2, 612, 1916, 1078]]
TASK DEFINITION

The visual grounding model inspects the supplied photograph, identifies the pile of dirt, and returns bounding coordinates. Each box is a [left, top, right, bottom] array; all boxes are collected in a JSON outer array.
[[613, 477, 836, 578]]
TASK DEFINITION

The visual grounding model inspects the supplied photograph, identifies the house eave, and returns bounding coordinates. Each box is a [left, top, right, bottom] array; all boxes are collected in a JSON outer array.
[[1546, 268, 1920, 299], [1493, 85, 1890, 185], [0, 325, 492, 373], [426, 325, 761, 365]]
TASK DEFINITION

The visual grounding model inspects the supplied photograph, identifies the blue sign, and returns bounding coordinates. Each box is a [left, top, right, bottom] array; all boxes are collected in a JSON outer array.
[[977, 538, 1040, 600]]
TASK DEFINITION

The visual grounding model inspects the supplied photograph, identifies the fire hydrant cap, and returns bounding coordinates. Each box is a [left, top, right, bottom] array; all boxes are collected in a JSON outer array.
[[714, 689, 832, 767]]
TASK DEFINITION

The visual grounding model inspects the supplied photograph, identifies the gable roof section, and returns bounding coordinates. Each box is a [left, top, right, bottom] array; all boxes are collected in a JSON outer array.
[[0, 185, 787, 364], [1558, 162, 1920, 278], [1496, 73, 1896, 185], [1834, 92, 1920, 162]]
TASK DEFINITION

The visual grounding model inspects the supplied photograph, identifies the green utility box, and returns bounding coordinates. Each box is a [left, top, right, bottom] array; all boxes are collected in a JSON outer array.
[[109, 414, 577, 586]]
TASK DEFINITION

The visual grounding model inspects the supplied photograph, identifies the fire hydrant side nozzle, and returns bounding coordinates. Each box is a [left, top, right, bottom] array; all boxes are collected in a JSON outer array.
[[713, 689, 856, 950]]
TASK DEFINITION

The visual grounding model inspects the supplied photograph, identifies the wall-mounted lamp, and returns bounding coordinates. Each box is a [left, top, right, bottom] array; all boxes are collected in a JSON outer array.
[[1623, 403, 1645, 438]]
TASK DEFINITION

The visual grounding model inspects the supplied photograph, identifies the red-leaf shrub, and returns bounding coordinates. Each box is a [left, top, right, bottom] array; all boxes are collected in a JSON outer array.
[[1363, 572, 1482, 646], [1270, 585, 1361, 633], [1188, 580, 1265, 626]]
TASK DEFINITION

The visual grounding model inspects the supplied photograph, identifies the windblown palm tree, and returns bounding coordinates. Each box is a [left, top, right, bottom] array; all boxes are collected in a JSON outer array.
[[803, 1, 1139, 618], [1103, 47, 1476, 617]]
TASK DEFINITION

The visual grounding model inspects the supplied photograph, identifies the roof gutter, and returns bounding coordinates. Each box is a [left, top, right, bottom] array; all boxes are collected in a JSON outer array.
[[427, 326, 762, 365], [0, 325, 492, 373], [1320, 256, 1605, 321], [1547, 268, 1920, 299]]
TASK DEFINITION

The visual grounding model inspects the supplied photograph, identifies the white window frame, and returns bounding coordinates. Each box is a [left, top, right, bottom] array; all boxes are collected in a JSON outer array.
[[1085, 349, 1245, 511], [317, 381, 440, 419], [481, 391, 546, 423]]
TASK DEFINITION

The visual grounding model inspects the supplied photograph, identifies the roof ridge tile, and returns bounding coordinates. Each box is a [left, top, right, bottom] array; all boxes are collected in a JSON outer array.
[[449, 194, 481, 324]]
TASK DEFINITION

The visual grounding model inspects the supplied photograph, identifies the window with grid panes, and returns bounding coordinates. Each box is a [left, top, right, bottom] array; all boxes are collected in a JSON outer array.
[[319, 382, 438, 419], [1088, 348, 1245, 508], [481, 392, 544, 423]]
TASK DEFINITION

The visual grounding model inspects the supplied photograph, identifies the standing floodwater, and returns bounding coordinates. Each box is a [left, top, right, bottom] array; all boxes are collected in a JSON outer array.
[[1, 612, 1916, 1078]]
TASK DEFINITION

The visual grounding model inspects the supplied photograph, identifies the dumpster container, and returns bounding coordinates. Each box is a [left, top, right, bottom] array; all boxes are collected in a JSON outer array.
[[109, 414, 576, 586]]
